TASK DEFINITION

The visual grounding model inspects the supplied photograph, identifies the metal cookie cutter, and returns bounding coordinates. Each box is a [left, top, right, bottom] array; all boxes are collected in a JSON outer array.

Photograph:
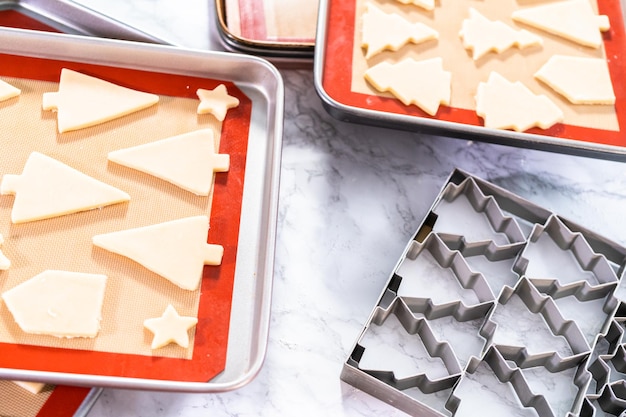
[[340, 170, 626, 417], [395, 232, 497, 306], [442, 238, 526, 299], [343, 296, 463, 417], [514, 215, 619, 294], [480, 277, 590, 371], [447, 346, 556, 417], [431, 176, 526, 248]]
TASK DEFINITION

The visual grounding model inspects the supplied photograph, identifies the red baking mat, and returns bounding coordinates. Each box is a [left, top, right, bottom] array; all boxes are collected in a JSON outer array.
[[322, 0, 626, 148], [37, 386, 93, 417], [0, 53, 251, 382]]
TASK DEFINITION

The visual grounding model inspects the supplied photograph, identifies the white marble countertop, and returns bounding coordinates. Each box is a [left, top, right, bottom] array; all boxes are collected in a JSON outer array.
[[68, 1, 626, 416]]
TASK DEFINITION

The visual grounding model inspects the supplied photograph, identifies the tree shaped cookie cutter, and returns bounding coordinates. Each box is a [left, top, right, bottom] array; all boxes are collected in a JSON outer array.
[[395, 232, 497, 306], [341, 169, 626, 417], [354, 296, 463, 395], [480, 277, 591, 372], [446, 346, 570, 417], [441, 237, 526, 298], [431, 176, 526, 249], [514, 215, 619, 294]]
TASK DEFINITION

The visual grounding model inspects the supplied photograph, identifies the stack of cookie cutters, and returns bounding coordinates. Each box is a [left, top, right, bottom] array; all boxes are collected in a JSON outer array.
[[341, 169, 626, 417]]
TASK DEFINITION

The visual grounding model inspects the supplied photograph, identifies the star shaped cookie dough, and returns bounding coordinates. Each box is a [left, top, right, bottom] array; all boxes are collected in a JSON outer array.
[[144, 304, 198, 349], [196, 84, 240, 121]]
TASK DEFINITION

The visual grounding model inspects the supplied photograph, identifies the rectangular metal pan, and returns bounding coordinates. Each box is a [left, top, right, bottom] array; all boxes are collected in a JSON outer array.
[[0, 27, 283, 393], [314, 0, 626, 161], [214, 0, 315, 65], [0, 0, 169, 43]]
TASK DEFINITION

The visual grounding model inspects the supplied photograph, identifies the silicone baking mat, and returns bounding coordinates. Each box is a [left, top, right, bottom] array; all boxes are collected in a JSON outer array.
[[0, 51, 251, 383], [0, 382, 93, 417], [319, 0, 626, 152]]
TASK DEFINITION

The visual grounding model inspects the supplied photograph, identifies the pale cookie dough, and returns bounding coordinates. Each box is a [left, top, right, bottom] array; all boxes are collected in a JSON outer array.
[[535, 55, 615, 105], [512, 0, 610, 48], [362, 3, 438, 59], [364, 57, 451, 116], [394, 0, 434, 11], [42, 68, 159, 133], [460, 7, 542, 60], [12, 381, 46, 394], [107, 128, 229, 196], [2, 270, 107, 338], [476, 72, 564, 131], [196, 84, 240, 121], [0, 79, 20, 102], [144, 304, 198, 349], [0, 234, 9, 270], [92, 215, 223, 291], [1, 151, 130, 224]]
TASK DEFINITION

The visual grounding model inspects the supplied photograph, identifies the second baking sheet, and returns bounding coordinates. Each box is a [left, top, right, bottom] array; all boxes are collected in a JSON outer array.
[[315, 0, 626, 159]]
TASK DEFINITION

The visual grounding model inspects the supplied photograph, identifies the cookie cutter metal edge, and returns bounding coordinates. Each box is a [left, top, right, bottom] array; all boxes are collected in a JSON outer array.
[[480, 277, 590, 372]]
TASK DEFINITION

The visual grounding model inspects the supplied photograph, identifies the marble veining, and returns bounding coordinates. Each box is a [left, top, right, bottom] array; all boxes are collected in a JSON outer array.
[[70, 1, 626, 416]]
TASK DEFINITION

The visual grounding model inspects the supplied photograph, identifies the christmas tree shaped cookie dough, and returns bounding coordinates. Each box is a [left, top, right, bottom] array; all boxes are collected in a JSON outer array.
[[42, 68, 159, 133], [364, 57, 451, 116], [362, 3, 438, 59], [0, 79, 20, 102], [535, 55, 615, 105], [512, 0, 610, 48], [1, 152, 130, 224], [460, 8, 542, 60], [196, 84, 240, 121], [92, 215, 223, 291], [0, 234, 9, 270], [2, 270, 107, 338], [144, 304, 198, 349], [394, 0, 434, 11], [107, 128, 229, 196], [476, 72, 563, 131]]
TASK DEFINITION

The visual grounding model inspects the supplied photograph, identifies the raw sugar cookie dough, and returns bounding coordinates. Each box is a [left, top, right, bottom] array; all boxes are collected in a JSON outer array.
[[107, 129, 230, 196], [42, 68, 159, 133], [2, 270, 107, 338], [1, 152, 130, 224], [352, 0, 618, 132], [0, 78, 20, 102]]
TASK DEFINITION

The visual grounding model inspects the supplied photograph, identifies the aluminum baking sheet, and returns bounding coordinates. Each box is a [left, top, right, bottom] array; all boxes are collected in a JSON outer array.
[[0, 0, 169, 43], [314, 0, 626, 160], [214, 0, 315, 64], [0, 27, 283, 393]]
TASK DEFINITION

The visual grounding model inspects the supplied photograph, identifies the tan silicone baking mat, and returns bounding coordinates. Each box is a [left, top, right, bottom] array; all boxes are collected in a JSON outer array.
[[0, 75, 222, 361], [0, 381, 52, 417], [351, 0, 618, 131]]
